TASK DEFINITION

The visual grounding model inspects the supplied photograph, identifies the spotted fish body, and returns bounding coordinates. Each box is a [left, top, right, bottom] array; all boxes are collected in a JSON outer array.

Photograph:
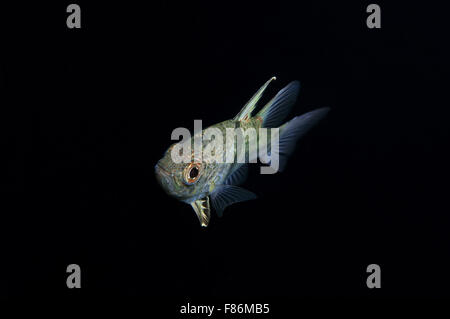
[[155, 77, 329, 227]]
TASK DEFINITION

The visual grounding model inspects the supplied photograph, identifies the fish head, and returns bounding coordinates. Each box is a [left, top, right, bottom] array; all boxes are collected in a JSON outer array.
[[154, 158, 207, 201], [155, 143, 212, 226]]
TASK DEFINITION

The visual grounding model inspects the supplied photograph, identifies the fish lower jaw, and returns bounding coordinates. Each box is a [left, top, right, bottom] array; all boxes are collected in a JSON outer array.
[[190, 196, 211, 227]]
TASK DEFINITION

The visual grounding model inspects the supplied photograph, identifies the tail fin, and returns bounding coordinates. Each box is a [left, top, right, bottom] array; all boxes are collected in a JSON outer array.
[[257, 81, 300, 128], [268, 107, 330, 172]]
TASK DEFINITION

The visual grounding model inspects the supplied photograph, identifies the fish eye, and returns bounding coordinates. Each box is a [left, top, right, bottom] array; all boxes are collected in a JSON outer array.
[[189, 166, 199, 178], [184, 163, 202, 185]]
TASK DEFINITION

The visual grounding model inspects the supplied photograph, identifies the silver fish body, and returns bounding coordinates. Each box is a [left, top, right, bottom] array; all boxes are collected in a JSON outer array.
[[155, 77, 329, 227]]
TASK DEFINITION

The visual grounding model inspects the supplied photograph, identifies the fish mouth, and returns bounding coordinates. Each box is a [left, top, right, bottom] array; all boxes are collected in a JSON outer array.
[[190, 197, 211, 227], [155, 163, 171, 177], [155, 163, 175, 196]]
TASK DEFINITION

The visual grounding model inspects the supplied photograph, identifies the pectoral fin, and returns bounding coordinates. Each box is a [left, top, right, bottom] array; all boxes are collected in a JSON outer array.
[[224, 164, 249, 186], [191, 197, 211, 227], [210, 184, 257, 217]]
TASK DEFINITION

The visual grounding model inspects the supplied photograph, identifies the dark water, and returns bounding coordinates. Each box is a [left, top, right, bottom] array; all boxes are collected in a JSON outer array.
[[1, 0, 449, 306]]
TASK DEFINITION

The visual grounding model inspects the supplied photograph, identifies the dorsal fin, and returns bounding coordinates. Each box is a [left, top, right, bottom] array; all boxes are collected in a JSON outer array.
[[234, 77, 276, 121], [257, 81, 300, 128]]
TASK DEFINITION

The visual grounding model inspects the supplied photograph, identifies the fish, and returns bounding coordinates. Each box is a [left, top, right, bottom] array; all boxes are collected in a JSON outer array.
[[155, 77, 329, 227]]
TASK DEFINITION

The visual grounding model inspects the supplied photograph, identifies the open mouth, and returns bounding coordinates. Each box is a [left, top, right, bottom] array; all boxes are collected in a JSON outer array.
[[191, 196, 211, 227]]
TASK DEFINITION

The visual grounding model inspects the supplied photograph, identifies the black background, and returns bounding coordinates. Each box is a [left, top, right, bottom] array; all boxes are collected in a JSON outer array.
[[1, 0, 450, 307]]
